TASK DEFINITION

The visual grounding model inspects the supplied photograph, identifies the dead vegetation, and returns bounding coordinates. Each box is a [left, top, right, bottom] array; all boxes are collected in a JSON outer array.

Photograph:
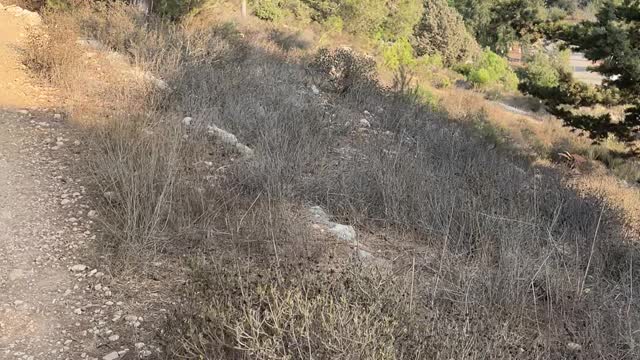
[[25, 3, 640, 359]]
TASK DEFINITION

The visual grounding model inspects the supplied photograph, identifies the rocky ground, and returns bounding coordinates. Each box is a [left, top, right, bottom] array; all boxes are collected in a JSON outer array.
[[0, 5, 159, 360]]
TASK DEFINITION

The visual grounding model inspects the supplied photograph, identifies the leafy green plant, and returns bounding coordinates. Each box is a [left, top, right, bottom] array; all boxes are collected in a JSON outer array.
[[460, 49, 518, 90], [153, 0, 205, 19], [339, 0, 389, 35], [253, 0, 285, 21], [381, 37, 415, 70]]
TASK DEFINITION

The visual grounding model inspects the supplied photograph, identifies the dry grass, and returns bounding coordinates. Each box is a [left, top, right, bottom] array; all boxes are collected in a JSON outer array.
[[27, 3, 640, 359], [23, 11, 82, 89]]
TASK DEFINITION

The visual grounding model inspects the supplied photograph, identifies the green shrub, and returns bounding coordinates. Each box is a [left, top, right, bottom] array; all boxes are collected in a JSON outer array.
[[415, 53, 443, 68], [253, 0, 285, 21], [323, 15, 344, 33], [339, 0, 389, 35], [461, 49, 518, 90], [382, 0, 423, 40], [153, 0, 205, 19], [381, 37, 415, 70]]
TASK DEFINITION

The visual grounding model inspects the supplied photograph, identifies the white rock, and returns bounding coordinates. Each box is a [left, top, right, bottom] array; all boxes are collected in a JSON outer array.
[[567, 342, 582, 352], [108, 335, 119, 342], [308, 206, 330, 224], [74, 308, 83, 315], [134, 342, 145, 349], [182, 117, 192, 126], [358, 119, 371, 128], [53, 114, 62, 120], [70, 264, 87, 272], [124, 315, 137, 322], [103, 192, 116, 202], [102, 351, 119, 360], [357, 249, 373, 259], [311, 84, 320, 94], [328, 224, 356, 243]]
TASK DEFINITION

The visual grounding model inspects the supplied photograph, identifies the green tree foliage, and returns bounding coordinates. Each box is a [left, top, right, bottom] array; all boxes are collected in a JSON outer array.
[[449, 0, 496, 48], [450, 0, 554, 54], [382, 0, 423, 40], [413, 0, 480, 65], [539, 0, 640, 142], [338, 0, 388, 35], [302, 0, 421, 37]]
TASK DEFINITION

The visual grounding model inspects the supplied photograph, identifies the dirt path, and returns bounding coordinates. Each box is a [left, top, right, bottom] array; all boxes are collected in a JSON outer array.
[[0, 5, 155, 360]]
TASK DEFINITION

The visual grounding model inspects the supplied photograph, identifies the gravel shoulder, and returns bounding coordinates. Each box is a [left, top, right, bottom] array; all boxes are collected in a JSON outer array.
[[0, 5, 157, 360]]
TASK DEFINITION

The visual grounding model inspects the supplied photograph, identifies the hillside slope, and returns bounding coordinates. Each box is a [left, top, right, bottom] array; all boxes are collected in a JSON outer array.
[[14, 3, 640, 359]]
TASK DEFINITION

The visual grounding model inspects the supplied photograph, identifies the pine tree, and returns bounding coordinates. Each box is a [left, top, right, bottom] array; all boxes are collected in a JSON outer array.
[[549, 0, 640, 143]]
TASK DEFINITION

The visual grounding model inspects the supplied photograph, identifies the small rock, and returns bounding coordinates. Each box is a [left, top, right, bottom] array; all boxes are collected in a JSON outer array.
[[124, 315, 137, 322], [53, 113, 62, 120], [74, 308, 83, 315], [14, 300, 24, 306], [182, 117, 192, 126], [17, 109, 29, 115], [102, 351, 119, 360], [567, 342, 582, 352], [73, 140, 81, 146], [328, 224, 356, 243], [70, 264, 87, 272], [87, 210, 98, 218], [103, 192, 116, 202], [134, 342, 145, 349], [61, 199, 71, 205], [311, 84, 320, 94], [108, 335, 119, 342], [358, 119, 371, 128]]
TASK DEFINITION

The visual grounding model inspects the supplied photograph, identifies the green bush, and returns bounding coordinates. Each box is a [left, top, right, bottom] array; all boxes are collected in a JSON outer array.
[[322, 15, 344, 33], [253, 0, 286, 21], [382, 0, 423, 40], [339, 0, 389, 35], [462, 49, 518, 90], [381, 37, 415, 70], [153, 0, 205, 19]]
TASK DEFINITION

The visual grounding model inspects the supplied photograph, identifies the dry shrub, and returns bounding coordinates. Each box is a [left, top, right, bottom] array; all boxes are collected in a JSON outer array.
[[23, 11, 82, 88], [70, 1, 148, 53], [163, 259, 425, 360], [310, 47, 377, 95]]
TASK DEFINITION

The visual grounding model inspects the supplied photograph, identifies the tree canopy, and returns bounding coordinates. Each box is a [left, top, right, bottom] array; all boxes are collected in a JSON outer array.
[[526, 0, 640, 143]]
